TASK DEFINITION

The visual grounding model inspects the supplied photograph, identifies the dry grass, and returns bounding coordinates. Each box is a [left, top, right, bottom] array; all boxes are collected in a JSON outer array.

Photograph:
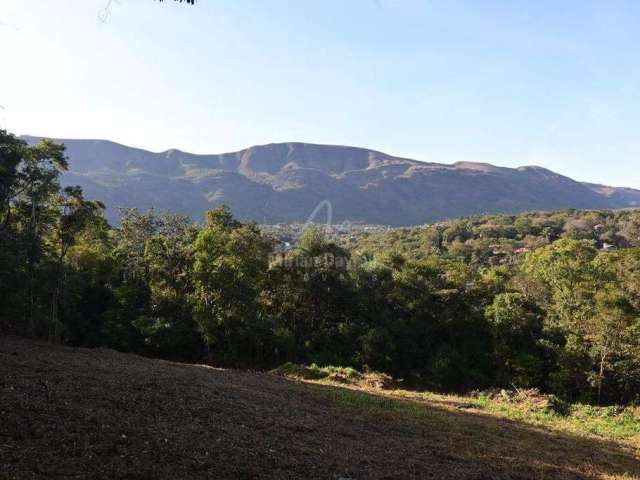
[[2, 337, 639, 479]]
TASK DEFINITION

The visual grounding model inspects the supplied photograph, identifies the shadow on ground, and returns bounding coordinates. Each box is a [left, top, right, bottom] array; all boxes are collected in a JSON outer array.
[[1, 336, 638, 479]]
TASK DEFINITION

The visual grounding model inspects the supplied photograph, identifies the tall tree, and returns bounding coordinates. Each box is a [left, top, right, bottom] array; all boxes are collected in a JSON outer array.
[[15, 139, 68, 335], [0, 130, 26, 232], [135, 214, 202, 358], [49, 186, 105, 339], [193, 206, 272, 364], [263, 226, 355, 365]]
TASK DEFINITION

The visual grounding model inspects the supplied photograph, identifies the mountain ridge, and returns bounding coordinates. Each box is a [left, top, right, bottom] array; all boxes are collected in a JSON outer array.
[[20, 135, 640, 226]]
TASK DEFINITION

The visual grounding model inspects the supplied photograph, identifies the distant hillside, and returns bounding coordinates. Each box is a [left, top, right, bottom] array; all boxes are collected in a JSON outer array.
[[21, 136, 640, 225]]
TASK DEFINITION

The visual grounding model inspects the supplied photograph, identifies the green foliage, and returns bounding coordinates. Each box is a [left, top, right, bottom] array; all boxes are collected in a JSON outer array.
[[467, 391, 640, 442], [1, 133, 78, 337], [262, 226, 356, 366], [193, 206, 272, 364], [4, 131, 640, 404], [272, 362, 395, 390], [135, 214, 202, 358], [521, 239, 640, 403], [485, 293, 547, 388], [271, 362, 358, 381]]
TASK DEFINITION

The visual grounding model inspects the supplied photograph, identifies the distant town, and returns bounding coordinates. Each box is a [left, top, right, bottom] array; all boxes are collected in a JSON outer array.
[[260, 222, 391, 251]]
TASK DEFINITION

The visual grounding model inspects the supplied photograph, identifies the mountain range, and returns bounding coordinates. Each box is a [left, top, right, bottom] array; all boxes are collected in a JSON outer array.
[[21, 136, 640, 226]]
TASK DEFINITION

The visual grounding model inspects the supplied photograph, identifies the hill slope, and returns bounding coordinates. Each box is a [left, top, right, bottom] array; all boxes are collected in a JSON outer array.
[[1, 336, 639, 479], [22, 136, 640, 225]]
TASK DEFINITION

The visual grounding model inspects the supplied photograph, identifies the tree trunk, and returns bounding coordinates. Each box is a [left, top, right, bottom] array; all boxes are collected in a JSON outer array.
[[26, 192, 37, 336], [597, 346, 608, 406], [49, 252, 65, 342]]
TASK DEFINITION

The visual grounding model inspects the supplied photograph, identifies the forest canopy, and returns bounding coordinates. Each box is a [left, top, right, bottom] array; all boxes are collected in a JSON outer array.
[[2, 131, 640, 405]]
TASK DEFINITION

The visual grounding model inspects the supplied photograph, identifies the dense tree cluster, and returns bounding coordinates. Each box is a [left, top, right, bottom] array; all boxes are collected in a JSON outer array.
[[2, 132, 640, 405], [346, 209, 640, 265]]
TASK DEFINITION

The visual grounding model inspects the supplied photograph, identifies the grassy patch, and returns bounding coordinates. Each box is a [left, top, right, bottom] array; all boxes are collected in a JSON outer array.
[[271, 362, 394, 388], [278, 363, 640, 447], [457, 394, 640, 445], [275, 363, 640, 447], [328, 388, 432, 419]]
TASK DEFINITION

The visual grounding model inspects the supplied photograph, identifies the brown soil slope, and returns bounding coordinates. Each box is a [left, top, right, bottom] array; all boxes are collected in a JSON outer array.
[[1, 336, 639, 480]]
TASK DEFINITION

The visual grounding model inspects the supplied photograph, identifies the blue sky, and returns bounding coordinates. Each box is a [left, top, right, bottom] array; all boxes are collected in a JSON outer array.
[[1, 0, 639, 187]]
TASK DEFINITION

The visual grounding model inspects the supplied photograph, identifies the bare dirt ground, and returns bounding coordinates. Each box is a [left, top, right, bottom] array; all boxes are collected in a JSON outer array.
[[1, 336, 639, 480]]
